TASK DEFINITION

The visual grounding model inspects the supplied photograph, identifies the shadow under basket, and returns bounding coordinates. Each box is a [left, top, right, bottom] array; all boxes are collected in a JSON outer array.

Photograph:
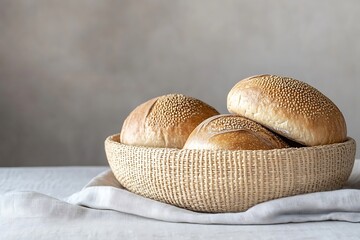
[[105, 134, 356, 213]]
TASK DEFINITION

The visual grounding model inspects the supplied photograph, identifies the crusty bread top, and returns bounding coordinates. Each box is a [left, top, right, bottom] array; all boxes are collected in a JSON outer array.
[[227, 74, 347, 146], [120, 93, 219, 148], [183, 114, 289, 150]]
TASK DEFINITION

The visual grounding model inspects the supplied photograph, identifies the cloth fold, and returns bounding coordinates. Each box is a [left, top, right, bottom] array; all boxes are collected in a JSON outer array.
[[64, 169, 360, 224], [2, 161, 360, 225]]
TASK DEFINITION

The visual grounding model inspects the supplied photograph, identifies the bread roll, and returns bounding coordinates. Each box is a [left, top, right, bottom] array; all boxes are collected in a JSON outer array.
[[120, 94, 219, 148], [183, 114, 289, 150], [227, 74, 347, 146]]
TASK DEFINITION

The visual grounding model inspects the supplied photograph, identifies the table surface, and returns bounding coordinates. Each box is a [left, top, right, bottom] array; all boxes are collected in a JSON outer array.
[[1, 166, 360, 240]]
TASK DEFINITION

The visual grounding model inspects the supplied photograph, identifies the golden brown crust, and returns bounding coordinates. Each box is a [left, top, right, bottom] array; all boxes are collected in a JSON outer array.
[[227, 74, 347, 146], [120, 94, 220, 148], [183, 114, 289, 150]]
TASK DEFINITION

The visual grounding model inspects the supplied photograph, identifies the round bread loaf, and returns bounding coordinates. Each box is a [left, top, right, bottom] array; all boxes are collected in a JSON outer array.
[[183, 114, 289, 150], [120, 94, 219, 148], [227, 74, 347, 146]]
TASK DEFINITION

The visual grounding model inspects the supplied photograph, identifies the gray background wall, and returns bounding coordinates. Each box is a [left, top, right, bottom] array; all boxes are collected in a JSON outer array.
[[0, 0, 359, 166]]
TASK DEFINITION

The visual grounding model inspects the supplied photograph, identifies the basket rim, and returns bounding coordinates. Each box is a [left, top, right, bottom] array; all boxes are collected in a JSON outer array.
[[105, 133, 356, 154]]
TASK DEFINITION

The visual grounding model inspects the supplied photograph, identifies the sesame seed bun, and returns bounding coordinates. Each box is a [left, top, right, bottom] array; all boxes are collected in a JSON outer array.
[[227, 74, 347, 146], [183, 114, 289, 150], [120, 94, 220, 148]]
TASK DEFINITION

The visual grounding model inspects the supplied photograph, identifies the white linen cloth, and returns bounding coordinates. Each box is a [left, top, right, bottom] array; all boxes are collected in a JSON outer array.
[[1, 161, 359, 225], [0, 161, 360, 224]]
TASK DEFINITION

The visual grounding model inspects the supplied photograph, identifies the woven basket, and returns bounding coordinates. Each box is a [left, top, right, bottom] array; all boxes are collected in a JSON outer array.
[[105, 134, 356, 213]]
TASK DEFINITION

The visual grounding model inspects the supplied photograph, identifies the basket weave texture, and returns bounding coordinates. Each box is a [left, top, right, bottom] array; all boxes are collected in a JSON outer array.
[[105, 134, 356, 213]]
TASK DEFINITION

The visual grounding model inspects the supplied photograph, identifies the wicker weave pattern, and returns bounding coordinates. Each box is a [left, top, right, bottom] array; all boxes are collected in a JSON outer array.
[[105, 134, 356, 213]]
